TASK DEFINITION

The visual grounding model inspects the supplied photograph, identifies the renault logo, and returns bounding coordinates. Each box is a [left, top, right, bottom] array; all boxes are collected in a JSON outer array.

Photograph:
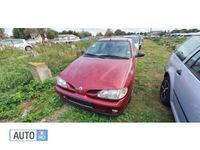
[[79, 86, 83, 91]]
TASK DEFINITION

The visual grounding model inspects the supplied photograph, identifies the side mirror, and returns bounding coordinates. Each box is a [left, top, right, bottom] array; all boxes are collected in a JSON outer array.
[[136, 50, 145, 58], [139, 45, 142, 50]]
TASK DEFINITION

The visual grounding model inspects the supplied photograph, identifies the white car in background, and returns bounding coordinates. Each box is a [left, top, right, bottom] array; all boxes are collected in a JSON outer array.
[[124, 35, 142, 50], [0, 39, 33, 51], [52, 37, 66, 44], [68, 36, 80, 43], [26, 39, 42, 45], [52, 35, 80, 44]]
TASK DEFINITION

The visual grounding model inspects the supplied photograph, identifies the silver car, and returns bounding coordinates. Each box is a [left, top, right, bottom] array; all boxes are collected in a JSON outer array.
[[0, 39, 33, 51], [160, 37, 200, 122]]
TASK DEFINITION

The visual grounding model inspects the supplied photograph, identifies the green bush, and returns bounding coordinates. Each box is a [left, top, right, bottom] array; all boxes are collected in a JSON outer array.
[[0, 79, 62, 121], [0, 60, 33, 92], [0, 40, 95, 121]]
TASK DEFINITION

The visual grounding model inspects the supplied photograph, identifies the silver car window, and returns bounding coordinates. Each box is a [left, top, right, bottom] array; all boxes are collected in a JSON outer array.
[[12, 39, 24, 44], [175, 37, 200, 61], [192, 59, 200, 73], [1, 40, 13, 46], [186, 50, 200, 79]]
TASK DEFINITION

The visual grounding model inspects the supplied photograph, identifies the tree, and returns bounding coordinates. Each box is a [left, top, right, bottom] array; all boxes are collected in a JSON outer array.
[[15, 28, 58, 40], [61, 30, 74, 35], [45, 29, 58, 39], [143, 32, 147, 36], [96, 32, 103, 36], [13, 28, 30, 39], [60, 30, 79, 37], [60, 30, 92, 38], [114, 29, 126, 35], [139, 32, 143, 35], [104, 28, 113, 37], [63, 30, 74, 34], [171, 28, 200, 33], [127, 32, 135, 35], [0, 28, 5, 39], [79, 31, 92, 38], [187, 28, 200, 33], [158, 31, 167, 37]]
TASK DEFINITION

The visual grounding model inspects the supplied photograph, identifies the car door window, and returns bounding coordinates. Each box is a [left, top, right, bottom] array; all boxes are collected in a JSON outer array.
[[175, 37, 200, 61], [192, 59, 200, 73], [186, 50, 200, 79], [12, 39, 23, 44], [1, 40, 13, 46]]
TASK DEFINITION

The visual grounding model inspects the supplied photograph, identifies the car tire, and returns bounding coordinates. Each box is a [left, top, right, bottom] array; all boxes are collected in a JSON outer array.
[[160, 76, 170, 106], [25, 46, 33, 51]]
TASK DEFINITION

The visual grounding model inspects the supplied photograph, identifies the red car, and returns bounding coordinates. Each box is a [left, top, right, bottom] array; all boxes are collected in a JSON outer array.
[[55, 38, 144, 116]]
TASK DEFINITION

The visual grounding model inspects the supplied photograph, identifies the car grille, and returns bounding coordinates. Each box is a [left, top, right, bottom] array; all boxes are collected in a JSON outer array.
[[67, 95, 93, 107]]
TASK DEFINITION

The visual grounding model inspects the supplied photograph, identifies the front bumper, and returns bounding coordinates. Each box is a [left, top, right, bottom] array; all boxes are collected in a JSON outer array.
[[55, 85, 129, 116]]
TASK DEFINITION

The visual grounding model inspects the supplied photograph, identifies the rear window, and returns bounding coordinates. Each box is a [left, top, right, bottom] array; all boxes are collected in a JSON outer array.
[[175, 37, 200, 61]]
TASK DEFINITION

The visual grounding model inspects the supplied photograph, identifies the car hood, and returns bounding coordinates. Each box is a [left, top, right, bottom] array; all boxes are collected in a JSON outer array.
[[60, 56, 131, 90]]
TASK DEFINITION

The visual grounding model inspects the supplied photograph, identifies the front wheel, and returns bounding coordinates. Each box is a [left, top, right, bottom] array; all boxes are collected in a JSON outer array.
[[160, 76, 170, 106]]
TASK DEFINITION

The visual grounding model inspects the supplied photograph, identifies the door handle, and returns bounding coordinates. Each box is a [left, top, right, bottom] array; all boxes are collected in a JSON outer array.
[[176, 69, 182, 75]]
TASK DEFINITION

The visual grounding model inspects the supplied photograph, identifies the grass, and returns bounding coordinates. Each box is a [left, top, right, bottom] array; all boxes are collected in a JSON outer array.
[[0, 40, 94, 121], [152, 38, 186, 52], [0, 38, 185, 122]]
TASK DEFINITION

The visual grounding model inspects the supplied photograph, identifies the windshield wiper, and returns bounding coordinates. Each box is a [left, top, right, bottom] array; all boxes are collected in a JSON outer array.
[[84, 53, 98, 57], [84, 53, 129, 59], [98, 54, 129, 59]]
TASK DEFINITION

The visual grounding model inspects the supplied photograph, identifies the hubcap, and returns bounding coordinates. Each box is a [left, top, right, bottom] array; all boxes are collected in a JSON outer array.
[[26, 47, 32, 51], [161, 80, 169, 100]]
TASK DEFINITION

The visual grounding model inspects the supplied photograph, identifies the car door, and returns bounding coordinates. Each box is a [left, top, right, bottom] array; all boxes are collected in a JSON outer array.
[[173, 50, 200, 122]]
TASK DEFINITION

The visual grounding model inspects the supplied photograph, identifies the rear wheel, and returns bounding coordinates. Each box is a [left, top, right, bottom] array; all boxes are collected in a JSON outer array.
[[25, 46, 33, 51], [160, 76, 170, 106]]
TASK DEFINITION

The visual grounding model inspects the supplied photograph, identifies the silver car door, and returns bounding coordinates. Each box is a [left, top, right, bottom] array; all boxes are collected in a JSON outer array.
[[174, 50, 200, 122]]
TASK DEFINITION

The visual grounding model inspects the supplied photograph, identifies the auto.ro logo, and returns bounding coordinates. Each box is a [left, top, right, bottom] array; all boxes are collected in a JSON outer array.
[[9, 129, 48, 141]]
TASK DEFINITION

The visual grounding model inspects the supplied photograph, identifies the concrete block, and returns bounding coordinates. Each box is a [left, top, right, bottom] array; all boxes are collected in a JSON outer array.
[[28, 62, 52, 82]]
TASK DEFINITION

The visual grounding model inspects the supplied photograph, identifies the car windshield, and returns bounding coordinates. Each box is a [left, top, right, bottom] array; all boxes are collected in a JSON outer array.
[[84, 40, 131, 59]]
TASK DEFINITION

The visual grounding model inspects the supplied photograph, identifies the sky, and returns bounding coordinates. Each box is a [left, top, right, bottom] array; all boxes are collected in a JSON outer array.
[[5, 28, 173, 36]]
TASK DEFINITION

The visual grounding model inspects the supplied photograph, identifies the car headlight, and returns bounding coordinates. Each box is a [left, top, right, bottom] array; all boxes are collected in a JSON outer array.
[[97, 88, 128, 100], [57, 76, 68, 88]]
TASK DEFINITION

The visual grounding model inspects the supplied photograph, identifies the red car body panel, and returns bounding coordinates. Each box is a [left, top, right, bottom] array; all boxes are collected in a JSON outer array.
[[55, 38, 138, 116]]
